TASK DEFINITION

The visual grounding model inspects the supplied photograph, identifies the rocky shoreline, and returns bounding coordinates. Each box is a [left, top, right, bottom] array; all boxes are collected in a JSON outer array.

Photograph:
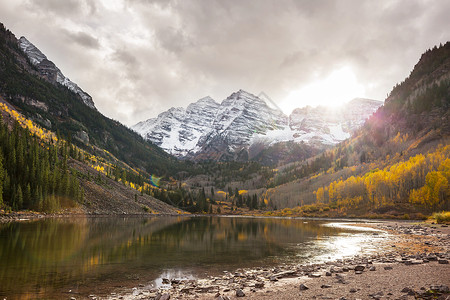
[[101, 222, 449, 300]]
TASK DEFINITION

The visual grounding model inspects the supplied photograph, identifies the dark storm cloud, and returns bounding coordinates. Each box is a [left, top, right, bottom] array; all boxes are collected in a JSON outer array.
[[0, 0, 449, 125]]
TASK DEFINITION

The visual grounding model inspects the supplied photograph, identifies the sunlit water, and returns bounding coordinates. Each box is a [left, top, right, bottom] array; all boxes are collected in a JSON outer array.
[[0, 216, 386, 299]]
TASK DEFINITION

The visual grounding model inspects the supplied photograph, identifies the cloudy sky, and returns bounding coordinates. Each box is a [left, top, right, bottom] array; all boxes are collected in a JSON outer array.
[[1, 0, 449, 126]]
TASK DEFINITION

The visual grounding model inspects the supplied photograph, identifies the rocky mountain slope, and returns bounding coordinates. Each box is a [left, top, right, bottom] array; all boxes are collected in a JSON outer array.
[[18, 37, 96, 109], [0, 23, 179, 176], [0, 23, 188, 215], [133, 91, 382, 161]]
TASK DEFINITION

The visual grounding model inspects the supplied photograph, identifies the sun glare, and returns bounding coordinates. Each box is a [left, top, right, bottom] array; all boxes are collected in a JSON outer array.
[[281, 67, 365, 114]]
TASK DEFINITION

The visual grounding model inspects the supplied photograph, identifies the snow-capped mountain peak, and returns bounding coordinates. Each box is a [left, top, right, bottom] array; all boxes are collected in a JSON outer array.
[[132, 91, 383, 161], [18, 36, 47, 65], [18, 36, 96, 110]]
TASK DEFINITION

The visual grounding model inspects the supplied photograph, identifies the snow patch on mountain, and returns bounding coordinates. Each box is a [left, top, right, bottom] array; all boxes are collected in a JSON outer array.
[[18, 36, 96, 109]]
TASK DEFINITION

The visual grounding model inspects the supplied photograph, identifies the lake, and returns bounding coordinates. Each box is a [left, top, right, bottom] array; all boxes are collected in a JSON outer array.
[[0, 216, 384, 299]]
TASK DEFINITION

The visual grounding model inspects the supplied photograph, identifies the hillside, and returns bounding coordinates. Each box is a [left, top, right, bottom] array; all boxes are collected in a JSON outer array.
[[0, 23, 194, 215], [0, 23, 181, 177], [256, 42, 450, 217], [0, 98, 181, 215]]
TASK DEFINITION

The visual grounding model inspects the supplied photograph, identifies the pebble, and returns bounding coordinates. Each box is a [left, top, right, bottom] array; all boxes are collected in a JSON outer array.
[[299, 284, 309, 290], [236, 289, 245, 297], [401, 287, 413, 293], [354, 265, 365, 271], [336, 278, 347, 284], [160, 294, 170, 300], [430, 285, 449, 292], [255, 282, 264, 288]]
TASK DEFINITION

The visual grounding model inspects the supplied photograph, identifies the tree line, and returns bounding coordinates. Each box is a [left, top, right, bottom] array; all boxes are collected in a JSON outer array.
[[0, 115, 83, 212], [314, 145, 449, 212]]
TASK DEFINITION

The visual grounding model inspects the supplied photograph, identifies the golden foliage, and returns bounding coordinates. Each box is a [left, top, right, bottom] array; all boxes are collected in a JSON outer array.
[[0, 102, 57, 143], [314, 144, 450, 211]]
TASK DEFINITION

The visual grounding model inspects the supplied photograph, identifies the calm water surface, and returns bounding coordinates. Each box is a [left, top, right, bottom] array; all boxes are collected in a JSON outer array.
[[0, 216, 384, 299]]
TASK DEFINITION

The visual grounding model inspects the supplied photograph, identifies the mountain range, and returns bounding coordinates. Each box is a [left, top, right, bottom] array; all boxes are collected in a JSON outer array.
[[132, 90, 382, 161], [0, 21, 448, 218], [17, 32, 383, 165]]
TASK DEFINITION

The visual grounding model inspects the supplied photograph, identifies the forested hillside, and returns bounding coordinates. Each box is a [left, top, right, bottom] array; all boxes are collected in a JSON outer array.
[[0, 23, 182, 177], [257, 42, 449, 217], [0, 99, 182, 214], [0, 108, 82, 212]]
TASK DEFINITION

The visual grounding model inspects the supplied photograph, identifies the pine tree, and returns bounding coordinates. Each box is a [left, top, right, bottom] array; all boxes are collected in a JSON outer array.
[[0, 150, 4, 207], [16, 184, 23, 210], [24, 183, 32, 208]]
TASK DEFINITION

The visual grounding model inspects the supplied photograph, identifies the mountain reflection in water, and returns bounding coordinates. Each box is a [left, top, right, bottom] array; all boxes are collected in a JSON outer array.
[[0, 216, 383, 299]]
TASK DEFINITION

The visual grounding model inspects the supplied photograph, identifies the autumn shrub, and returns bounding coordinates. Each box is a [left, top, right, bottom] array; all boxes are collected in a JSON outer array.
[[301, 204, 320, 213], [432, 211, 450, 224], [411, 212, 428, 220]]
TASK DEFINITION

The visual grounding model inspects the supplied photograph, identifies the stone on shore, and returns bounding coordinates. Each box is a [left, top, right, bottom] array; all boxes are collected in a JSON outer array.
[[354, 265, 365, 271], [254, 282, 264, 288], [430, 285, 449, 292], [160, 294, 170, 300], [299, 284, 309, 290]]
